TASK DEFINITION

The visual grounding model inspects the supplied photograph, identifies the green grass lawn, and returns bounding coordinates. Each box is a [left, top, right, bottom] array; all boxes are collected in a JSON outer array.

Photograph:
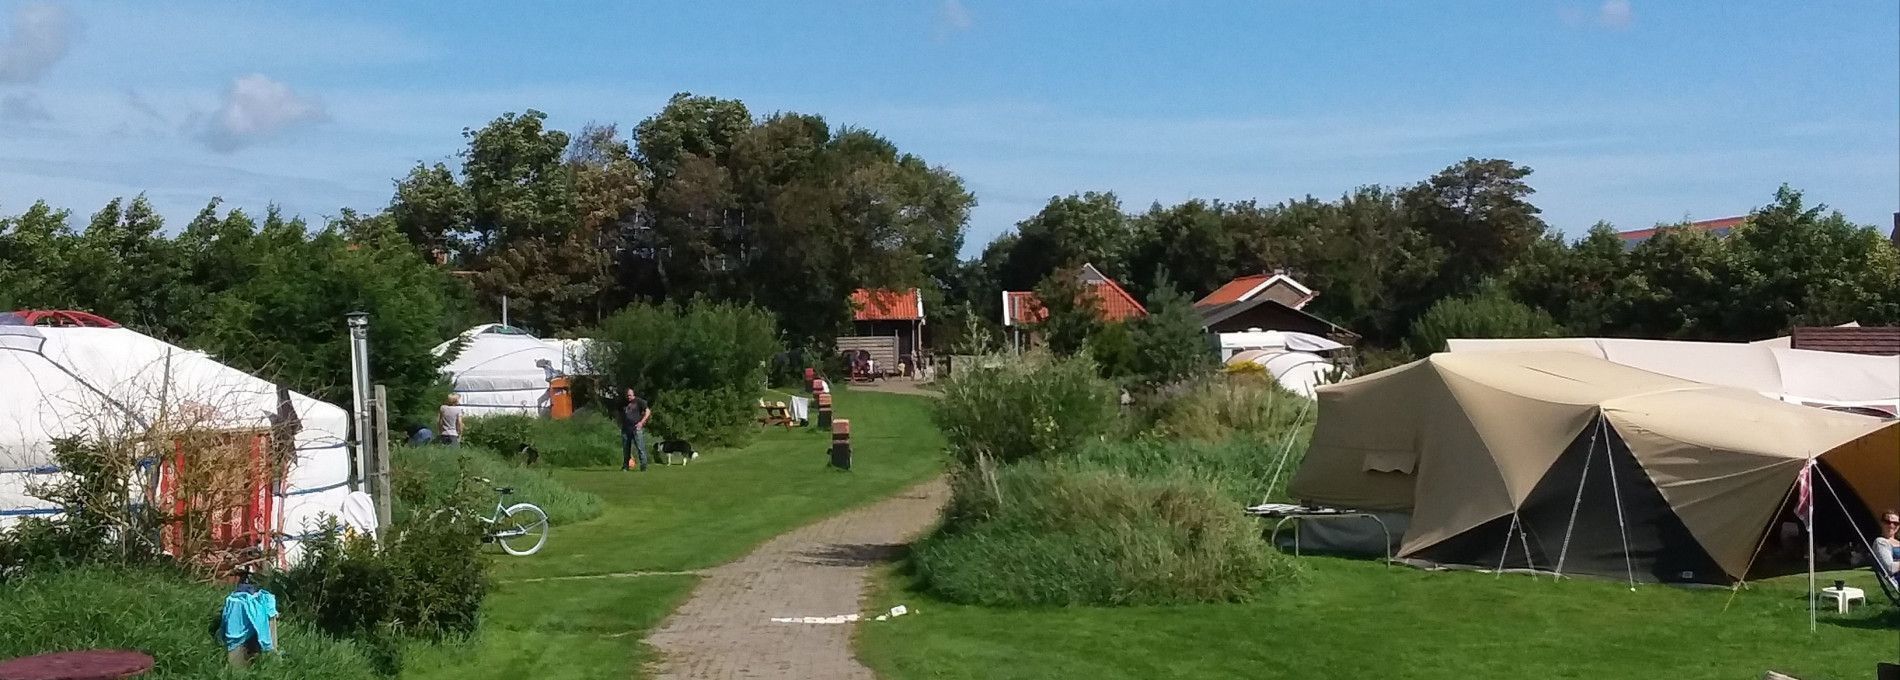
[[859, 557, 1900, 680], [402, 390, 945, 680]]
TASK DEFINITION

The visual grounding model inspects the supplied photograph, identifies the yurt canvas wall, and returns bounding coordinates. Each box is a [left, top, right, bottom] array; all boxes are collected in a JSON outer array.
[[0, 324, 358, 565], [434, 324, 590, 418]]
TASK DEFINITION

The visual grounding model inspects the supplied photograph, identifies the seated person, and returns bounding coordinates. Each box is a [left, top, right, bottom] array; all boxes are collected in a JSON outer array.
[[1877, 509, 1900, 580]]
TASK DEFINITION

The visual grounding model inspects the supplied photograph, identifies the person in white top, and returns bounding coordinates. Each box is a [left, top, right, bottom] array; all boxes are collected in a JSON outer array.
[[439, 394, 465, 447], [1875, 509, 1900, 580]]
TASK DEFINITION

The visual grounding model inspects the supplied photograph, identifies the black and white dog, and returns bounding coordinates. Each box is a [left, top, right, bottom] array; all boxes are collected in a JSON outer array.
[[656, 439, 697, 465]]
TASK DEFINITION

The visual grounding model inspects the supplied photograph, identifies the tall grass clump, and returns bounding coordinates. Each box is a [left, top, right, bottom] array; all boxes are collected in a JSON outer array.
[[934, 351, 1117, 468], [588, 300, 780, 447], [0, 566, 379, 679], [914, 462, 1296, 606], [1137, 373, 1315, 443], [390, 444, 603, 526]]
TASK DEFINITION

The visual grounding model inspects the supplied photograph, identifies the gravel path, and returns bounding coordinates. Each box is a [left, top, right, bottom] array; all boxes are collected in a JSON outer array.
[[644, 476, 949, 679]]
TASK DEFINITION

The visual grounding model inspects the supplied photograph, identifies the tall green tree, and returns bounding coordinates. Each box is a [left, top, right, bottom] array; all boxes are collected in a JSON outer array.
[[1128, 273, 1213, 386], [1719, 186, 1900, 337], [461, 110, 575, 252], [67, 196, 183, 335], [996, 192, 1132, 292], [1029, 267, 1104, 356], [0, 201, 76, 310], [635, 93, 752, 181], [1126, 200, 1235, 299], [1505, 223, 1638, 335], [388, 162, 471, 258], [1402, 158, 1546, 298]]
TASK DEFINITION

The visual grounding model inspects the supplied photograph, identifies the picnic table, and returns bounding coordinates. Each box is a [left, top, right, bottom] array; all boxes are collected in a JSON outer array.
[[0, 650, 154, 680]]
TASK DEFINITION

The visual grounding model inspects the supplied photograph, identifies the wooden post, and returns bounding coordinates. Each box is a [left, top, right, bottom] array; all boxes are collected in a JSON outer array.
[[371, 385, 392, 541], [829, 419, 852, 470]]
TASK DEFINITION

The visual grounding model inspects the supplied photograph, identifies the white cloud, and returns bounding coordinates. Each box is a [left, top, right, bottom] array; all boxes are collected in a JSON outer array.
[[194, 74, 327, 153], [0, 93, 50, 124], [938, 0, 973, 34], [1598, 0, 1633, 29], [0, 2, 77, 83]]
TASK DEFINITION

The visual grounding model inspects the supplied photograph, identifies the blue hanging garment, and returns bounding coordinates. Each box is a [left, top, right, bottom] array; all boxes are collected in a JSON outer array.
[[221, 587, 278, 652]]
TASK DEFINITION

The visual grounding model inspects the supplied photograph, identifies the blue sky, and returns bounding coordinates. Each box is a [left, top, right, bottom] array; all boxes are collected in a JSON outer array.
[[0, 1, 1894, 256]]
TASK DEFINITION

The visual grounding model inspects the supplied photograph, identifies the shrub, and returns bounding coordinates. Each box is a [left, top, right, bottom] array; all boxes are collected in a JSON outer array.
[[1406, 290, 1558, 355], [915, 462, 1297, 606], [268, 513, 488, 673], [390, 443, 603, 526], [588, 300, 780, 446], [934, 352, 1118, 468], [1084, 321, 1138, 382], [462, 415, 536, 458], [0, 566, 378, 679]]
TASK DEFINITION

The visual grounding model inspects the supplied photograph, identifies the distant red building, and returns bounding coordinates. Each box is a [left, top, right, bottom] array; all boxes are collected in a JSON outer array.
[[1615, 216, 1746, 249]]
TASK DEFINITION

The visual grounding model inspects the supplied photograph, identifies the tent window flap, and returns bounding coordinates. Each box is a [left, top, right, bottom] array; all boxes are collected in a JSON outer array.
[[1363, 450, 1417, 474]]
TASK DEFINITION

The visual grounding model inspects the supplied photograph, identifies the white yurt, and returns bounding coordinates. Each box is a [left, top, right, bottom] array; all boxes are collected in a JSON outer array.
[[0, 315, 361, 565], [1220, 330, 1349, 398], [433, 324, 591, 418]]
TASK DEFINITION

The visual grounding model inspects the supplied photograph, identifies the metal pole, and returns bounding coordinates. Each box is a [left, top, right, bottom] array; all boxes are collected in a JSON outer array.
[[372, 384, 392, 541], [502, 295, 510, 328], [345, 312, 372, 492]]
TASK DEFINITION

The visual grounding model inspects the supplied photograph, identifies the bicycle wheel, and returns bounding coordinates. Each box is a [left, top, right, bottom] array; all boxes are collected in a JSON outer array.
[[495, 503, 549, 556]]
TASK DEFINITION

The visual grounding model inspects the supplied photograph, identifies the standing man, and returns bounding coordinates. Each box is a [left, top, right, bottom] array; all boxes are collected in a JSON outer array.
[[621, 388, 651, 471]]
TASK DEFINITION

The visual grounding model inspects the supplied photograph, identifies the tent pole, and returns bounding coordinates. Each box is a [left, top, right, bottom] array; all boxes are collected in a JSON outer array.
[[1555, 417, 1605, 578], [1604, 424, 1636, 589], [1808, 498, 1816, 633], [1497, 513, 1521, 578], [1261, 397, 1313, 501]]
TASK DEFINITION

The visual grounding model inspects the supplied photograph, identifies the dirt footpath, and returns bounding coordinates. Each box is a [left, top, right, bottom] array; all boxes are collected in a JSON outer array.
[[644, 477, 949, 679]]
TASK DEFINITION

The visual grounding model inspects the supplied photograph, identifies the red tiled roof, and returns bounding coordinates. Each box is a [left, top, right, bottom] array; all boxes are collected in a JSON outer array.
[[851, 288, 923, 321], [1002, 265, 1147, 326], [1616, 216, 1746, 242], [3, 310, 120, 328], [1194, 273, 1316, 309], [1790, 326, 1900, 356]]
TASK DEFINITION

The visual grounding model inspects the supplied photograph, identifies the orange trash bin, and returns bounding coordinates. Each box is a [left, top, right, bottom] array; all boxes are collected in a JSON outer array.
[[548, 376, 573, 420]]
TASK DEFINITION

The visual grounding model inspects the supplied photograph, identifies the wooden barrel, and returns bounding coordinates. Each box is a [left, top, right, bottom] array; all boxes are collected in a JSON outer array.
[[831, 419, 851, 436]]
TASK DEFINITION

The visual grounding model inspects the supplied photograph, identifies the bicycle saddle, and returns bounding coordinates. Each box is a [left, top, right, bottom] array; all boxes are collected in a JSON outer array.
[[495, 486, 514, 495]]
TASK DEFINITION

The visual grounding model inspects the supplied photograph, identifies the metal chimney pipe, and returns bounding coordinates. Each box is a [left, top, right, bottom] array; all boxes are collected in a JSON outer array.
[[345, 312, 372, 491]]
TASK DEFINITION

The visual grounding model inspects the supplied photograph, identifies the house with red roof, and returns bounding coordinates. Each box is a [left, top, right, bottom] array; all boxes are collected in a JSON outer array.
[[1000, 264, 1146, 352], [1615, 216, 1745, 249], [1193, 272, 1358, 343], [843, 288, 925, 376]]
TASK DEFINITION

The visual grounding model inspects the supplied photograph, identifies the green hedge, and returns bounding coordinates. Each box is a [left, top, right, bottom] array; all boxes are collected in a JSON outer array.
[[0, 567, 379, 679], [462, 412, 624, 468]]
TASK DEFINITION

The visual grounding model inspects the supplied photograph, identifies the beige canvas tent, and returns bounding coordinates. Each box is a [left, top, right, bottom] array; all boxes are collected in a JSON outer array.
[[1447, 337, 1900, 415], [1288, 351, 1898, 584]]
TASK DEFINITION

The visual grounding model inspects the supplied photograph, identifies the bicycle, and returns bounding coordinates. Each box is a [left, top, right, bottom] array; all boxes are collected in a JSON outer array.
[[472, 477, 550, 556]]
